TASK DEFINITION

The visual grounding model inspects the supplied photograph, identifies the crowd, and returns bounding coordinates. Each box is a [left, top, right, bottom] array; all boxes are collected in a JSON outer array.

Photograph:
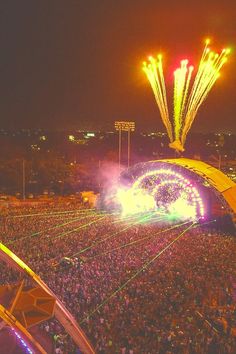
[[0, 203, 236, 353]]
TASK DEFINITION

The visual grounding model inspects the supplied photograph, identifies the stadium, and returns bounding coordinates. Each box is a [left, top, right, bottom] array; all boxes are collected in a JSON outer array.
[[1, 158, 236, 353], [0, 8, 235, 352]]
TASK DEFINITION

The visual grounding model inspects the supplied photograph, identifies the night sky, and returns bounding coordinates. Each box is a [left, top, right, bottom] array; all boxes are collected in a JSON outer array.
[[0, 1, 235, 132]]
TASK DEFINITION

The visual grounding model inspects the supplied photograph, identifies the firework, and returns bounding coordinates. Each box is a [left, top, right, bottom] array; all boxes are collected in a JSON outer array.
[[143, 55, 173, 142], [143, 39, 230, 152], [173, 60, 194, 141]]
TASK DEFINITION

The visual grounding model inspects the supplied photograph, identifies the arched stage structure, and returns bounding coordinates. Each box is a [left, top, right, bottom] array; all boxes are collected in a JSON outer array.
[[0, 242, 95, 354], [120, 158, 236, 228]]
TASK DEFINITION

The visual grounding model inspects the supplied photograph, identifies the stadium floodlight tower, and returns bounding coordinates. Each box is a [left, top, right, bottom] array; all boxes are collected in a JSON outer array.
[[114, 121, 135, 169]]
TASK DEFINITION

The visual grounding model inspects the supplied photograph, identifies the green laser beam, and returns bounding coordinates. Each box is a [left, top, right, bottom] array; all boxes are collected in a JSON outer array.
[[10, 208, 96, 218], [86, 220, 189, 261], [11, 213, 97, 219], [71, 212, 160, 257], [80, 221, 196, 324], [52, 214, 108, 241], [111, 213, 150, 224], [8, 212, 104, 245], [192, 219, 216, 229]]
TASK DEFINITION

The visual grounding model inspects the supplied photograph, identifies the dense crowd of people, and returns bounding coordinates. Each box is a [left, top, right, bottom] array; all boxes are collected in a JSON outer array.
[[0, 202, 236, 353]]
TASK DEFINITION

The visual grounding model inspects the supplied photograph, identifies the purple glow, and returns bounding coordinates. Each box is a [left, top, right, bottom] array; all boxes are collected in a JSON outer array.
[[116, 167, 204, 221], [11, 328, 33, 354]]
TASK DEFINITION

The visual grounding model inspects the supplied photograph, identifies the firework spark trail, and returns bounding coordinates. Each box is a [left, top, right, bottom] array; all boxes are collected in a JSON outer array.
[[85, 220, 189, 261], [143, 39, 230, 151], [180, 64, 193, 121], [173, 60, 193, 140], [181, 44, 230, 145], [80, 221, 196, 324], [149, 57, 167, 119], [174, 61, 187, 140], [143, 56, 173, 142], [192, 53, 227, 111], [150, 57, 173, 141], [182, 44, 229, 144], [158, 55, 171, 132], [180, 40, 211, 122]]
